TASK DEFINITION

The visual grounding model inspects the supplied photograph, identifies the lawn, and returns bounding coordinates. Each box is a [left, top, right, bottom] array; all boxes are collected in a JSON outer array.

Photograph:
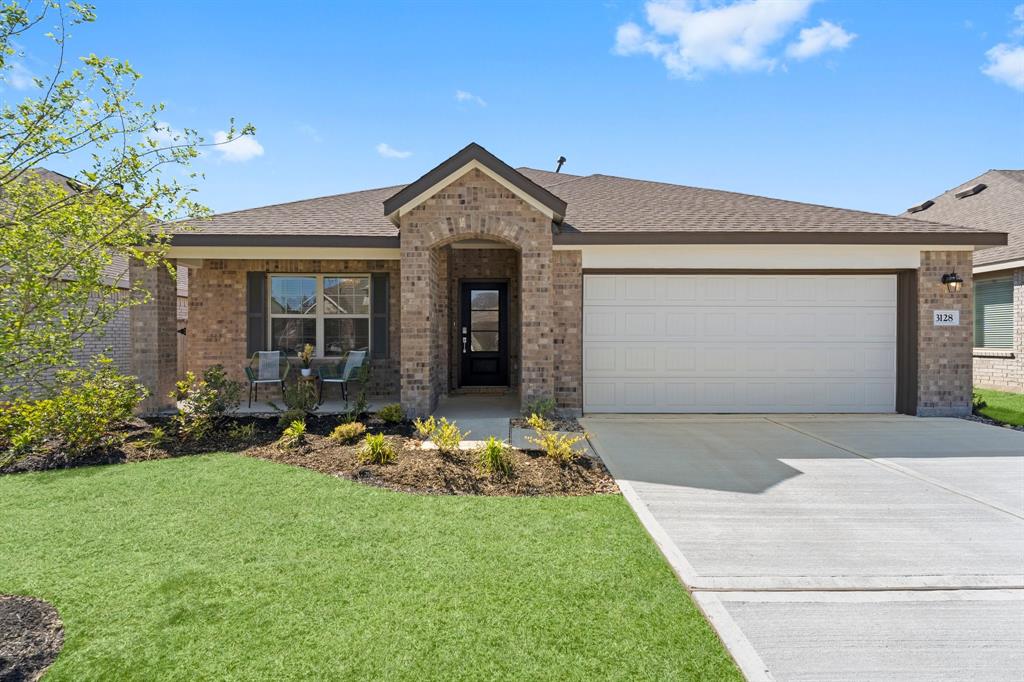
[[0, 454, 740, 681], [974, 388, 1024, 427]]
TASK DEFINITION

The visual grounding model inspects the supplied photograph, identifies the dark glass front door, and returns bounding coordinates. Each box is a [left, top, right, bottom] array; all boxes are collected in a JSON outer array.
[[460, 282, 508, 386]]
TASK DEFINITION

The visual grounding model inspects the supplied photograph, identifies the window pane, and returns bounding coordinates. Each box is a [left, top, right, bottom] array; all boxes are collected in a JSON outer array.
[[271, 318, 315, 356], [471, 290, 499, 310], [471, 331, 499, 352], [472, 310, 499, 331], [271, 276, 317, 314], [974, 278, 1014, 349], [324, 276, 370, 315], [324, 318, 369, 356]]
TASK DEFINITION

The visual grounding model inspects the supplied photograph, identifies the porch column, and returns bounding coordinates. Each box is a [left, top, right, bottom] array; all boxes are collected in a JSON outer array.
[[519, 245, 554, 410], [399, 245, 436, 416], [916, 250, 973, 416], [130, 257, 178, 414]]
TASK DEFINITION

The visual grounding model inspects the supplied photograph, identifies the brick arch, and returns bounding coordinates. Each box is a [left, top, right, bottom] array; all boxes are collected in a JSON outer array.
[[427, 230, 524, 253]]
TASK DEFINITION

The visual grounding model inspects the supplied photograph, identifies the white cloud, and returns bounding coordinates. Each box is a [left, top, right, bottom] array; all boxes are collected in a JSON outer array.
[[455, 90, 487, 107], [7, 62, 37, 90], [983, 43, 1024, 90], [376, 142, 412, 159], [786, 20, 856, 59], [614, 0, 825, 78], [212, 130, 264, 162]]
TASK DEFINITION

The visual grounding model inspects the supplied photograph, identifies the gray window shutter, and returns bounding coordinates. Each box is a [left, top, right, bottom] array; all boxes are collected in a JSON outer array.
[[247, 272, 267, 356], [371, 272, 389, 359], [974, 277, 1014, 349]]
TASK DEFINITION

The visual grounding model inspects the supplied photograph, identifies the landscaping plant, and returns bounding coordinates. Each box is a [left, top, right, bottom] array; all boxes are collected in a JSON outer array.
[[227, 422, 258, 443], [358, 433, 396, 465], [171, 365, 242, 441], [475, 436, 514, 478], [524, 397, 557, 419], [277, 420, 306, 450], [432, 418, 469, 456], [525, 412, 589, 464], [329, 422, 366, 444], [298, 344, 315, 372], [377, 403, 404, 424], [273, 380, 318, 428], [412, 415, 436, 440]]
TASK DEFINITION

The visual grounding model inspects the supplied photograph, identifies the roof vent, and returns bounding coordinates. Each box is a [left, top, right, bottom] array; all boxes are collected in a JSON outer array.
[[954, 183, 987, 199], [907, 200, 934, 214], [555, 156, 566, 173]]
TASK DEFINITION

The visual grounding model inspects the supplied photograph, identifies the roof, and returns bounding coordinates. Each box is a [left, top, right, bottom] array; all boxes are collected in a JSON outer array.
[[901, 170, 1024, 267], [170, 148, 1006, 247]]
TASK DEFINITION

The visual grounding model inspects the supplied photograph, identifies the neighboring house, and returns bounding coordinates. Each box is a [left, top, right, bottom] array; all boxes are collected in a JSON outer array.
[[131, 143, 1006, 416], [903, 170, 1024, 393]]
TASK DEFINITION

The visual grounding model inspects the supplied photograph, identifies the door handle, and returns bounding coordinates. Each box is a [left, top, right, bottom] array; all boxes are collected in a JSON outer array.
[[462, 336, 467, 353]]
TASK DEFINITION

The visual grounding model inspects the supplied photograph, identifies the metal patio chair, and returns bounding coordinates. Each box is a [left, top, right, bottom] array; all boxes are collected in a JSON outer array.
[[317, 350, 367, 405], [245, 351, 290, 407]]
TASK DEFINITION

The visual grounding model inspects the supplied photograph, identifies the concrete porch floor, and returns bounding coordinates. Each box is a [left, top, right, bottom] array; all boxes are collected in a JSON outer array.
[[430, 392, 520, 442]]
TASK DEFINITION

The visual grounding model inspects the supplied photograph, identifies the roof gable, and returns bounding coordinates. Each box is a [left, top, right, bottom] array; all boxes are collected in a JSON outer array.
[[382, 143, 567, 224]]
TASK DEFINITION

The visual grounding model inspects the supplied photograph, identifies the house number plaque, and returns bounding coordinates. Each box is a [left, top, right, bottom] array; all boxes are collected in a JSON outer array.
[[933, 310, 959, 326]]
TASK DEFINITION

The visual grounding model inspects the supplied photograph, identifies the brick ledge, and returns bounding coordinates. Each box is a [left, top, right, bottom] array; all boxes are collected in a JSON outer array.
[[973, 348, 1015, 359]]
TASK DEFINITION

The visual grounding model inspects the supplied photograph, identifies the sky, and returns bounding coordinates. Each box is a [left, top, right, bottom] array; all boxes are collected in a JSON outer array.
[[6, 0, 1024, 217]]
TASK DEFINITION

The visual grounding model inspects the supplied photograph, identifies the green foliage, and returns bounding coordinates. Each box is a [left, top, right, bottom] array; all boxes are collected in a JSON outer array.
[[329, 421, 365, 444], [377, 403, 404, 424], [972, 391, 988, 411], [298, 344, 314, 369], [272, 379, 318, 428], [432, 417, 469, 456], [524, 397, 557, 419], [146, 425, 168, 448], [525, 413, 588, 464], [475, 436, 514, 478], [344, 362, 371, 423], [412, 415, 436, 440], [358, 432, 396, 465], [171, 365, 242, 442], [277, 409, 307, 430], [0, 358, 146, 464], [277, 420, 306, 450], [526, 413, 552, 432], [227, 422, 257, 443], [0, 2, 254, 395]]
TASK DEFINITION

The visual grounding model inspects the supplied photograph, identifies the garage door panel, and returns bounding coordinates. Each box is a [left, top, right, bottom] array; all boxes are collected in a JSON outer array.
[[583, 275, 897, 413]]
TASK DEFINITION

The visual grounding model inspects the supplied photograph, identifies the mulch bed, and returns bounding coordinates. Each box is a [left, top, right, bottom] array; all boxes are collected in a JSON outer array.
[[0, 596, 63, 682], [510, 416, 583, 432], [1, 415, 617, 497], [961, 413, 1024, 432]]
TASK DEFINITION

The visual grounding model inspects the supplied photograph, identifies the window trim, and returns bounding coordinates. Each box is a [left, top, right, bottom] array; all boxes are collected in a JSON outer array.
[[267, 273, 372, 357], [973, 276, 1014, 350]]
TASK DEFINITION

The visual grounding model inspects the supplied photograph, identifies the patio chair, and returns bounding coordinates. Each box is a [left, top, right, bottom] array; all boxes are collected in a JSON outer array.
[[317, 350, 367, 405], [245, 351, 290, 408]]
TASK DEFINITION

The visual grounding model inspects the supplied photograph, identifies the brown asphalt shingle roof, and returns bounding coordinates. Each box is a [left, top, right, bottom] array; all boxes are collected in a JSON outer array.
[[901, 170, 1024, 266]]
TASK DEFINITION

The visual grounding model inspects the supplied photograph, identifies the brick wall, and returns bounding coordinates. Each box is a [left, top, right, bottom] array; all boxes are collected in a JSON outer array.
[[130, 259, 178, 413], [917, 251, 974, 416], [973, 267, 1024, 393], [187, 259, 401, 398], [552, 250, 582, 413]]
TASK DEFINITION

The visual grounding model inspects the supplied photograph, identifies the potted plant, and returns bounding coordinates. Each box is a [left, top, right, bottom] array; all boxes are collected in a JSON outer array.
[[298, 343, 315, 377]]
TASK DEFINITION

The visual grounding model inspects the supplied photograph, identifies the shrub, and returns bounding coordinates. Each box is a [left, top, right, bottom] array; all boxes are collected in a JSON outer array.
[[526, 412, 552, 432], [524, 396, 557, 419], [277, 420, 306, 450], [412, 415, 436, 440], [475, 436, 514, 478], [377, 403, 404, 424], [330, 421, 365, 444], [274, 379, 318, 419], [146, 425, 168, 449], [227, 422, 258, 442], [972, 392, 988, 411], [277, 408, 307, 430], [358, 433, 396, 464], [432, 417, 469, 456], [172, 365, 242, 441], [526, 430, 588, 464]]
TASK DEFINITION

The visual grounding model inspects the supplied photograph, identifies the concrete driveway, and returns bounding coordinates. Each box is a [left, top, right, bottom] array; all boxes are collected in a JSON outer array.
[[582, 414, 1024, 682]]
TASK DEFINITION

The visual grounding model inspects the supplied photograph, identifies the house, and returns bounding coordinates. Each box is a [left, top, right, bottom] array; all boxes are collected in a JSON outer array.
[[130, 143, 1006, 416], [903, 170, 1024, 393]]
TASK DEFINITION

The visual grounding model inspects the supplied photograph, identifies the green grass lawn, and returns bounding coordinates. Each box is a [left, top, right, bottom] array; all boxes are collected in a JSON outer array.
[[0, 454, 740, 681], [974, 388, 1024, 427]]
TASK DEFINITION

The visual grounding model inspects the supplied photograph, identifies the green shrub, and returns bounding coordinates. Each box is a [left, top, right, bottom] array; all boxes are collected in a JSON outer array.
[[358, 433, 396, 464], [147, 426, 168, 448], [412, 415, 436, 440], [272, 379, 318, 427], [329, 421, 365, 444], [972, 392, 988, 411], [172, 364, 242, 441], [377, 403, 404, 424], [475, 436, 514, 477], [277, 408, 307, 430], [227, 422, 258, 442], [432, 417, 468, 456], [277, 420, 306, 450], [524, 396, 557, 419], [526, 412, 552, 432], [526, 430, 588, 464]]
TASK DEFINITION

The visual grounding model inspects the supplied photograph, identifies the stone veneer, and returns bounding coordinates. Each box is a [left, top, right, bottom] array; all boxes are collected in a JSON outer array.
[[130, 259, 178, 413], [973, 267, 1024, 393], [552, 250, 583, 412], [399, 168, 553, 416], [917, 250, 974, 416]]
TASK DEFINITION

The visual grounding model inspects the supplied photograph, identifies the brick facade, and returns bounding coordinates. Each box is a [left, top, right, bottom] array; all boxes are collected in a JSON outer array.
[[973, 267, 1024, 393], [917, 250, 974, 416], [552, 250, 582, 412], [130, 259, 178, 413]]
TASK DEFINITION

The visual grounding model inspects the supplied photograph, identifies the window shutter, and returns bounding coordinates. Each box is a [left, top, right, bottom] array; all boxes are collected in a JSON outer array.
[[246, 272, 267, 356], [371, 273, 389, 359], [974, 278, 1014, 349]]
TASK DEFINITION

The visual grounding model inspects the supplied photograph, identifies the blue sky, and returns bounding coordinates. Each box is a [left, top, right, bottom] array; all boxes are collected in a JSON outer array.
[[12, 0, 1024, 216]]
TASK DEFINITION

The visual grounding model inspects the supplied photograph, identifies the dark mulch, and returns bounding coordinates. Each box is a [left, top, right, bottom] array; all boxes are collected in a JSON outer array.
[[961, 413, 1024, 432], [0, 596, 63, 682], [510, 416, 583, 432]]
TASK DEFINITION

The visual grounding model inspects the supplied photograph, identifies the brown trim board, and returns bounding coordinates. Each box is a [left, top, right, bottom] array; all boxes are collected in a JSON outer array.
[[556, 230, 1005, 246], [170, 234, 401, 248], [583, 268, 908, 275]]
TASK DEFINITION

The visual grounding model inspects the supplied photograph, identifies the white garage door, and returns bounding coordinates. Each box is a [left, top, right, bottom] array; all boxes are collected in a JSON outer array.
[[583, 274, 897, 413]]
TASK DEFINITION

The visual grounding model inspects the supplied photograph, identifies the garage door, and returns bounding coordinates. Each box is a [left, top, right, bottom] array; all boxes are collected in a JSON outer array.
[[583, 274, 897, 413]]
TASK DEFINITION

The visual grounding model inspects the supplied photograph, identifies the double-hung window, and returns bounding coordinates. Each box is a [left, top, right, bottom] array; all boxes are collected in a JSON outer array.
[[974, 277, 1014, 349], [269, 275, 370, 357]]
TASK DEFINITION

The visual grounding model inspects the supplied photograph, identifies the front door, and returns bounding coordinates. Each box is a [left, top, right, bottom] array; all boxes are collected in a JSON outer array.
[[460, 282, 508, 386]]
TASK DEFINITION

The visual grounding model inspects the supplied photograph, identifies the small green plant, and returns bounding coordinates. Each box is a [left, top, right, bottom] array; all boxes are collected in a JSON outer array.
[[228, 422, 258, 442], [277, 408, 307, 430], [475, 436, 514, 478], [526, 412, 552, 432], [412, 415, 436, 440], [330, 421, 366, 444], [358, 433, 396, 464], [972, 392, 988, 411], [277, 420, 306, 450], [524, 396, 557, 419], [432, 417, 469, 456], [344, 362, 372, 423], [272, 379, 318, 427], [146, 426, 168, 449], [172, 364, 242, 441], [377, 403, 404, 424], [298, 343, 315, 370], [526, 430, 588, 464]]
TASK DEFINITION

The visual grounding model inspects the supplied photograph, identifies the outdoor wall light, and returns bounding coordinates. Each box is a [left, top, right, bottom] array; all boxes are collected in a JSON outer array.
[[941, 271, 963, 294]]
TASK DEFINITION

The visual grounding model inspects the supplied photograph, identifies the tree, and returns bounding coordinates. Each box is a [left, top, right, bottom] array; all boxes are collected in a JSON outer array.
[[0, 0, 252, 395]]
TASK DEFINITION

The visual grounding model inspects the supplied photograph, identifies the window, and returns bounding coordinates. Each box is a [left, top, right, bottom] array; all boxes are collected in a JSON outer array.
[[974, 277, 1014, 349], [269, 275, 370, 357]]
